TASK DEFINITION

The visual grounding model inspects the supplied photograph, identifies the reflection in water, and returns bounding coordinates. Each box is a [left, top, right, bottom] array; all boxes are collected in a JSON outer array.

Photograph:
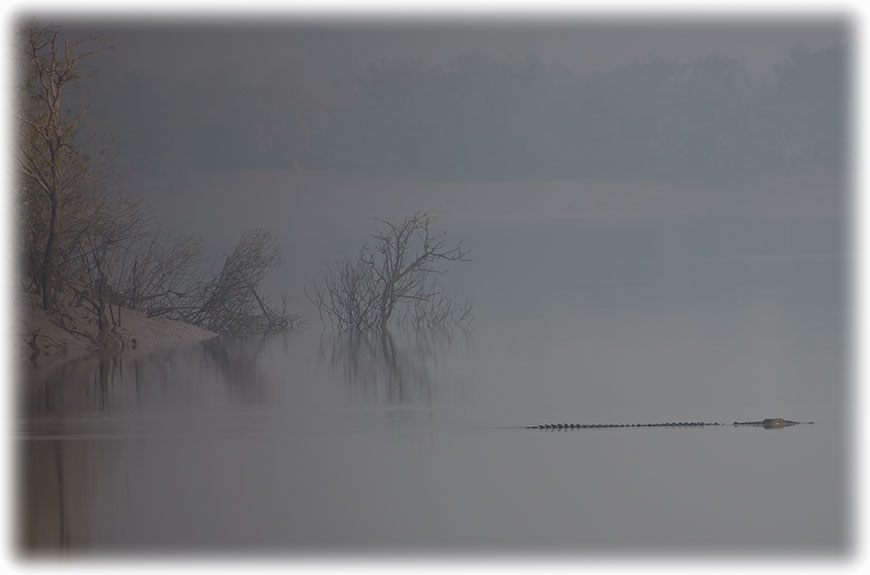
[[21, 439, 83, 552], [20, 336, 278, 417], [54, 441, 65, 550], [200, 335, 270, 404], [17, 336, 280, 553], [16, 315, 844, 552], [318, 328, 469, 404]]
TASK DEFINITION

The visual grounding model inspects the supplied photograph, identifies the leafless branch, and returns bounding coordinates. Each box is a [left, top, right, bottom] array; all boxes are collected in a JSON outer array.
[[310, 212, 472, 331], [180, 228, 301, 334]]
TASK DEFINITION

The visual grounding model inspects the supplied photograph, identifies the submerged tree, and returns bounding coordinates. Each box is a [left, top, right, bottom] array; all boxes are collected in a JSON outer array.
[[310, 212, 472, 331], [182, 228, 300, 334]]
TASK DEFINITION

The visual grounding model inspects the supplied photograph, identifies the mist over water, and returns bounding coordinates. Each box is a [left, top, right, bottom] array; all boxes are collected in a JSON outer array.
[[18, 170, 848, 552], [14, 16, 851, 555]]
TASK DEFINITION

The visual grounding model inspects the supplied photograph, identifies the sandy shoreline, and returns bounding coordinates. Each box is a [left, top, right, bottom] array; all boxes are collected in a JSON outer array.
[[15, 292, 217, 381]]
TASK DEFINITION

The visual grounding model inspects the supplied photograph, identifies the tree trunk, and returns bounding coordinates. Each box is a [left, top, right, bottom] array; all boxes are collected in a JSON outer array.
[[39, 40, 63, 313], [40, 196, 57, 311]]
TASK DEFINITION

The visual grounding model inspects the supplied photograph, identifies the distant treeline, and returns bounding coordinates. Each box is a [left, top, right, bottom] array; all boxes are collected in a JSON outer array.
[[312, 45, 847, 180], [94, 43, 847, 181]]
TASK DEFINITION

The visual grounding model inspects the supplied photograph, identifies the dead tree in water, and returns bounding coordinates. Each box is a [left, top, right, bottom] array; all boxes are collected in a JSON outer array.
[[310, 212, 472, 331], [183, 228, 300, 334]]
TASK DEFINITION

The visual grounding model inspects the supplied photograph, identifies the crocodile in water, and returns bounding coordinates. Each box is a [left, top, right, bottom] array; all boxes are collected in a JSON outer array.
[[525, 418, 813, 430]]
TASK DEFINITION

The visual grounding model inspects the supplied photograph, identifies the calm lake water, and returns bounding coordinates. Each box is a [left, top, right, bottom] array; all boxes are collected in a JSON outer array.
[[17, 172, 849, 553]]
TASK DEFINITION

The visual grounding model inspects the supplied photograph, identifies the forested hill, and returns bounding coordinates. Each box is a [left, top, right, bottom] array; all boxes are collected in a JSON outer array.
[[81, 42, 847, 182], [315, 45, 847, 181]]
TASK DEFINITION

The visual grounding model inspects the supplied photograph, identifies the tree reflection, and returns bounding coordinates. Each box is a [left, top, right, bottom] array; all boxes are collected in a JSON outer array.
[[318, 327, 468, 404], [21, 351, 120, 416], [17, 336, 279, 553], [54, 440, 67, 551], [19, 334, 278, 417], [200, 334, 271, 404]]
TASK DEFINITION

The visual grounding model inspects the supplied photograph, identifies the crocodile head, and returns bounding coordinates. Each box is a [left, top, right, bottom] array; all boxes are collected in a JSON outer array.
[[762, 418, 799, 429]]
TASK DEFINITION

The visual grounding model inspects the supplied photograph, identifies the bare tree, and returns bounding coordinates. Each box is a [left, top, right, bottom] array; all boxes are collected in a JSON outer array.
[[310, 212, 472, 331], [182, 228, 301, 334], [116, 224, 204, 319], [17, 25, 299, 354], [17, 25, 113, 312], [308, 253, 382, 330], [68, 189, 147, 345]]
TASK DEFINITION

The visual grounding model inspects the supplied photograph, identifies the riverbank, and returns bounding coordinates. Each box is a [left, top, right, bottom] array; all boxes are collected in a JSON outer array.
[[15, 292, 217, 379]]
